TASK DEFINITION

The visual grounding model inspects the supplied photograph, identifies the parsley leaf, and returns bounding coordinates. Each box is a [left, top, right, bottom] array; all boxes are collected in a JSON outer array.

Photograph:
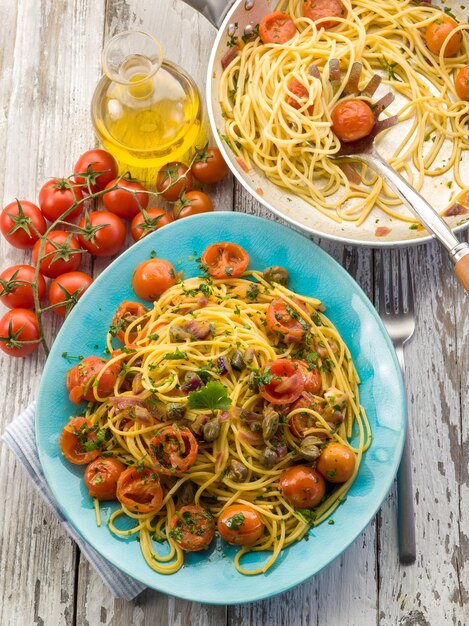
[[187, 381, 232, 416], [225, 512, 245, 530], [163, 348, 187, 360]]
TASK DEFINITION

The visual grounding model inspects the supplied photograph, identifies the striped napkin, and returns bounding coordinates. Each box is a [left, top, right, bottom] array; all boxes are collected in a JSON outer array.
[[2, 402, 146, 600]]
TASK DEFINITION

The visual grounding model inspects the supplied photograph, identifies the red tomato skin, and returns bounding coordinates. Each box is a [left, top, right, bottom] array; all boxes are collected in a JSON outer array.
[[103, 179, 149, 219], [259, 12, 297, 44], [455, 66, 469, 100], [279, 465, 326, 508], [130, 209, 173, 241], [331, 99, 375, 143], [0, 201, 47, 249], [425, 16, 462, 57], [38, 179, 84, 222], [73, 149, 118, 193], [132, 259, 177, 301], [0, 265, 46, 309], [156, 162, 193, 201], [260, 359, 305, 404], [32, 230, 83, 278], [191, 148, 229, 184], [200, 242, 249, 278], [303, 0, 346, 30], [48, 271, 93, 316], [77, 212, 126, 257], [84, 457, 126, 500], [0, 308, 40, 357]]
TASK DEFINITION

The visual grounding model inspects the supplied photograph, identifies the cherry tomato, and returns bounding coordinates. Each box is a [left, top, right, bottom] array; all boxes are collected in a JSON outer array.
[[103, 178, 149, 219], [32, 230, 83, 278], [259, 359, 305, 405], [317, 442, 355, 483], [130, 208, 173, 241], [66, 355, 121, 404], [174, 190, 214, 219], [168, 505, 215, 551], [217, 504, 265, 546], [156, 162, 193, 201], [48, 271, 93, 317], [201, 242, 249, 279], [38, 178, 84, 222], [0, 265, 46, 309], [149, 426, 198, 476], [293, 360, 322, 394], [59, 417, 102, 465], [259, 12, 297, 44], [266, 298, 308, 343], [286, 78, 313, 113], [84, 457, 126, 500], [191, 147, 229, 184], [303, 0, 346, 30], [73, 149, 118, 193], [425, 16, 462, 57], [455, 65, 469, 100], [0, 200, 47, 249], [111, 301, 148, 343], [289, 392, 321, 438], [279, 465, 326, 508], [77, 211, 126, 257], [116, 467, 164, 514], [0, 308, 40, 357], [331, 99, 375, 143], [132, 258, 177, 301]]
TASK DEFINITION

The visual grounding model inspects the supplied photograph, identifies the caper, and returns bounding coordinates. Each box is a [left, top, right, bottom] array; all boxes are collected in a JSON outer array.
[[227, 459, 248, 482], [231, 350, 246, 371], [262, 405, 279, 441], [262, 265, 289, 286], [169, 324, 191, 342], [248, 372, 259, 393], [166, 402, 186, 421], [299, 436, 321, 461], [178, 481, 195, 505], [259, 447, 278, 469], [203, 419, 221, 442]]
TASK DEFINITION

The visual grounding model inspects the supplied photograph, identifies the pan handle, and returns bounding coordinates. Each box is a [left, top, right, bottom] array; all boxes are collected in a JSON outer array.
[[180, 0, 236, 28]]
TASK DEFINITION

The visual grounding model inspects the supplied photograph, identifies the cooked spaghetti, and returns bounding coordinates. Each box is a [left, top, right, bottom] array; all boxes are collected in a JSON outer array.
[[218, 0, 469, 226], [61, 246, 371, 576]]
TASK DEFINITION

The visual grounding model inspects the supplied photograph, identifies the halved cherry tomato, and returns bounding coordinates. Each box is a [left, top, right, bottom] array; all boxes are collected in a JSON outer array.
[[48, 271, 93, 317], [286, 78, 313, 113], [455, 65, 469, 100], [259, 12, 297, 44], [156, 162, 193, 201], [279, 465, 326, 508], [0, 200, 47, 249], [32, 230, 83, 278], [0, 265, 46, 309], [132, 258, 177, 301], [174, 191, 214, 219], [201, 242, 249, 279], [266, 298, 308, 343], [84, 457, 126, 500], [191, 147, 229, 184], [130, 208, 173, 241], [103, 178, 149, 219], [425, 16, 462, 57], [66, 355, 121, 404], [59, 417, 102, 465], [289, 392, 321, 438], [0, 308, 40, 357], [259, 359, 305, 405], [217, 504, 265, 546], [73, 149, 118, 193], [77, 211, 126, 257], [317, 442, 355, 483], [111, 301, 148, 343], [303, 0, 346, 30], [331, 99, 375, 143], [168, 505, 215, 551], [149, 426, 198, 476], [293, 360, 322, 394], [38, 178, 84, 222], [116, 467, 164, 513]]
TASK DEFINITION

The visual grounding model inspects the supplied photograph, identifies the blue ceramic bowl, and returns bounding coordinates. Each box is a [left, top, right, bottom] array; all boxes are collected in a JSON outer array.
[[36, 212, 405, 604]]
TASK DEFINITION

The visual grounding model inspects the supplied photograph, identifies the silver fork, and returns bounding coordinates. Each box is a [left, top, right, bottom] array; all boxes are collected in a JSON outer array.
[[378, 249, 416, 564]]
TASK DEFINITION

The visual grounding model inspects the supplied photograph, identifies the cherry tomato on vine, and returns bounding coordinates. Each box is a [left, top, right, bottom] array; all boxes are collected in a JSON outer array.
[[38, 178, 84, 222], [32, 230, 83, 278], [73, 149, 118, 193], [59, 417, 102, 465], [217, 504, 265, 546], [132, 258, 177, 301], [259, 359, 305, 405], [66, 355, 121, 404], [455, 65, 469, 100], [200, 242, 249, 278], [156, 162, 193, 201], [191, 147, 229, 184], [84, 457, 126, 500], [331, 99, 375, 143], [0, 265, 46, 309], [303, 0, 346, 30], [316, 442, 356, 483], [103, 178, 149, 219], [48, 271, 93, 317], [279, 465, 326, 508], [174, 190, 213, 219], [0, 200, 47, 249], [168, 506, 216, 552], [259, 12, 297, 44], [0, 308, 40, 357], [117, 467, 164, 514], [77, 211, 126, 257], [130, 208, 173, 241], [425, 16, 462, 57]]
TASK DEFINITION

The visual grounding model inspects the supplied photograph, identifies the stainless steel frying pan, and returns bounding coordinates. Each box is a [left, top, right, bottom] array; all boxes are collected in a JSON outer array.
[[182, 0, 468, 248]]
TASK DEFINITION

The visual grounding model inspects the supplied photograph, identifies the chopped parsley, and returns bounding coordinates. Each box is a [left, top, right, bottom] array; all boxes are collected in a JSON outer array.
[[225, 512, 245, 530], [163, 348, 187, 360]]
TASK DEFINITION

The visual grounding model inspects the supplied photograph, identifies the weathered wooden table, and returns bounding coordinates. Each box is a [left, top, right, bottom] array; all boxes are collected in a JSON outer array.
[[0, 1, 467, 624]]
